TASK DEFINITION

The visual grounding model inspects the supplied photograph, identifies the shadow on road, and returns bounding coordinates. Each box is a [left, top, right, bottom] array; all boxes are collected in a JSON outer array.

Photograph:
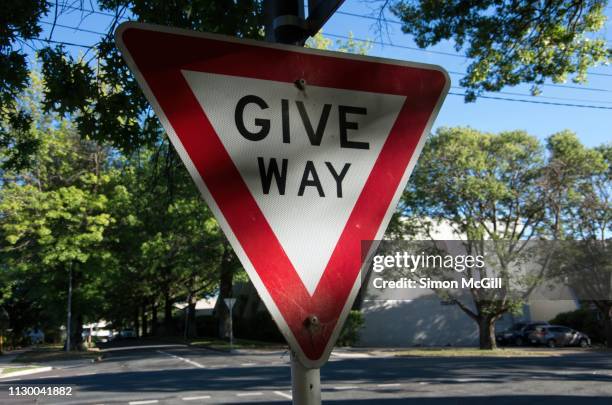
[[3, 351, 611, 401]]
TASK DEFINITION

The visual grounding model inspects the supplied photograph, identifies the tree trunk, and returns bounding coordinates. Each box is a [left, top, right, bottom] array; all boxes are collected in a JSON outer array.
[[478, 316, 497, 350], [141, 304, 147, 337], [72, 314, 84, 351], [186, 294, 197, 338], [133, 306, 140, 338], [605, 306, 612, 349], [164, 288, 173, 335], [217, 244, 234, 339], [151, 302, 158, 336]]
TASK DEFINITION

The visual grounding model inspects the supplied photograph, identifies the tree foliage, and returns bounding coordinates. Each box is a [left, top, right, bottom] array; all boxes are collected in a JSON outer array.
[[389, 0, 611, 100], [399, 127, 609, 349]]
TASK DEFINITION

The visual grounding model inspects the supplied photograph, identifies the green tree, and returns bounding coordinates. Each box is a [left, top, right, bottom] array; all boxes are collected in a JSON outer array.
[[0, 74, 125, 349], [400, 127, 549, 349], [544, 133, 611, 346], [388, 0, 611, 101]]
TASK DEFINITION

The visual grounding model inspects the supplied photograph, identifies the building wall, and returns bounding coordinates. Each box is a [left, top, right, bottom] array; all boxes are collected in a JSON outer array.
[[356, 298, 579, 347], [357, 298, 479, 347]]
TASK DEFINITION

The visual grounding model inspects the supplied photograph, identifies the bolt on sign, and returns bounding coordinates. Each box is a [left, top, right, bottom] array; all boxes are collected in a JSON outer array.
[[115, 22, 449, 368]]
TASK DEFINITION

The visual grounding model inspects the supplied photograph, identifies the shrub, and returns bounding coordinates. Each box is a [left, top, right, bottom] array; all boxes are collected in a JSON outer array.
[[336, 310, 364, 347], [549, 307, 604, 344]]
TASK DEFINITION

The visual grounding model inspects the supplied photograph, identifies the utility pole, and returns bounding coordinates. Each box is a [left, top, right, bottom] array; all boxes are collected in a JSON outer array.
[[66, 265, 72, 352]]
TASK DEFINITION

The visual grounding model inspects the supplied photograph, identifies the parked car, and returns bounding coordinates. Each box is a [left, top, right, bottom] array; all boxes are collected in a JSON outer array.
[[115, 328, 137, 339], [528, 325, 591, 348], [496, 322, 549, 346]]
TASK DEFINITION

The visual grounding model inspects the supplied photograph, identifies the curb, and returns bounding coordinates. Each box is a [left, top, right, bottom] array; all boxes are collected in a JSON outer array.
[[0, 366, 53, 379]]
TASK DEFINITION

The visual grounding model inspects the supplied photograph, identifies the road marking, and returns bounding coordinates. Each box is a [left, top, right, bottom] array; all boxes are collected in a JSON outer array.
[[38, 375, 59, 379], [182, 395, 211, 401], [241, 363, 256, 366], [331, 352, 371, 358], [236, 392, 263, 397], [274, 391, 292, 399], [332, 386, 358, 390], [129, 401, 159, 405], [156, 350, 205, 369], [78, 372, 96, 376], [377, 383, 401, 387], [102, 344, 187, 352], [419, 382, 428, 385], [0, 366, 53, 379]]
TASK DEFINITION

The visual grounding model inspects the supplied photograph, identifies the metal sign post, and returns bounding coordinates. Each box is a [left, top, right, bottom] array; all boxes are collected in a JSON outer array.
[[262, 2, 345, 402], [224, 298, 236, 352], [291, 351, 321, 405]]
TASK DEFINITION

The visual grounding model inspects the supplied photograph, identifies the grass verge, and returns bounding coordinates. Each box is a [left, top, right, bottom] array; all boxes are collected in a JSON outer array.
[[392, 348, 571, 357], [13, 347, 101, 363], [188, 338, 287, 351]]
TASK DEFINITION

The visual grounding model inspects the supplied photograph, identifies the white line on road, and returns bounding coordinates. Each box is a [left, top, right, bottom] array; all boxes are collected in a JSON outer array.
[[274, 391, 292, 399], [102, 344, 187, 352], [236, 392, 263, 397], [240, 363, 256, 366], [129, 401, 159, 405], [332, 386, 359, 390], [182, 395, 211, 401], [377, 383, 401, 387], [0, 366, 53, 379], [156, 350, 205, 369]]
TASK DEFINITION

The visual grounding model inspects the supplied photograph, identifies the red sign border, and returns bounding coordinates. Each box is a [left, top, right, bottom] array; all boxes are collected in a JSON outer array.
[[115, 22, 450, 368]]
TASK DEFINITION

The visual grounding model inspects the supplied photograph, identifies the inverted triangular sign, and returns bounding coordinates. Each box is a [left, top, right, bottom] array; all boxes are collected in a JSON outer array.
[[115, 22, 449, 368]]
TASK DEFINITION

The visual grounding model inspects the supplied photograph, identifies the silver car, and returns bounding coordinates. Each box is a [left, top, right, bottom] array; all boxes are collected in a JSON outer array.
[[528, 325, 591, 348]]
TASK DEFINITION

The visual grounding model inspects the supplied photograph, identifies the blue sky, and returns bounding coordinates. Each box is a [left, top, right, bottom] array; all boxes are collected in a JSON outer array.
[[30, 0, 612, 147]]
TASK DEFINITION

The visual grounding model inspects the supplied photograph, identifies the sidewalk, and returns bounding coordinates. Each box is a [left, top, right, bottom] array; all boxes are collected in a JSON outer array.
[[0, 349, 28, 367], [0, 349, 54, 378]]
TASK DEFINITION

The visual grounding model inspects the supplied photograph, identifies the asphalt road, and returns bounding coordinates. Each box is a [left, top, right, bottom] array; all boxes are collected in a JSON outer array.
[[0, 344, 611, 404]]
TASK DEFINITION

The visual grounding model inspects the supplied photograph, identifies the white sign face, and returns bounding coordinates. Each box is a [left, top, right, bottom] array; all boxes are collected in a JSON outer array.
[[183, 71, 405, 295], [115, 22, 450, 368]]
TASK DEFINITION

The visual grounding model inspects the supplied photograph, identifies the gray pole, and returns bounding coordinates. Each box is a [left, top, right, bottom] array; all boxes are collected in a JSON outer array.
[[263, 2, 323, 403], [229, 303, 233, 352], [264, 0, 306, 45], [66, 265, 72, 352], [291, 351, 321, 405]]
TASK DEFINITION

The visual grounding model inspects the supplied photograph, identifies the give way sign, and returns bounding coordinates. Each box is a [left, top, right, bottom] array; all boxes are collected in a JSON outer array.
[[115, 22, 449, 368]]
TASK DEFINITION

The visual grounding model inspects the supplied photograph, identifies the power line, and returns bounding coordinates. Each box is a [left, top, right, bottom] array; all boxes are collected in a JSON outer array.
[[48, 2, 124, 19], [335, 10, 402, 25], [47, 1, 612, 79], [29, 37, 95, 49], [38, 20, 612, 96], [31, 11, 612, 109], [448, 91, 612, 109], [450, 86, 612, 105], [39, 20, 108, 36], [329, 12, 612, 78], [445, 70, 612, 93]]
